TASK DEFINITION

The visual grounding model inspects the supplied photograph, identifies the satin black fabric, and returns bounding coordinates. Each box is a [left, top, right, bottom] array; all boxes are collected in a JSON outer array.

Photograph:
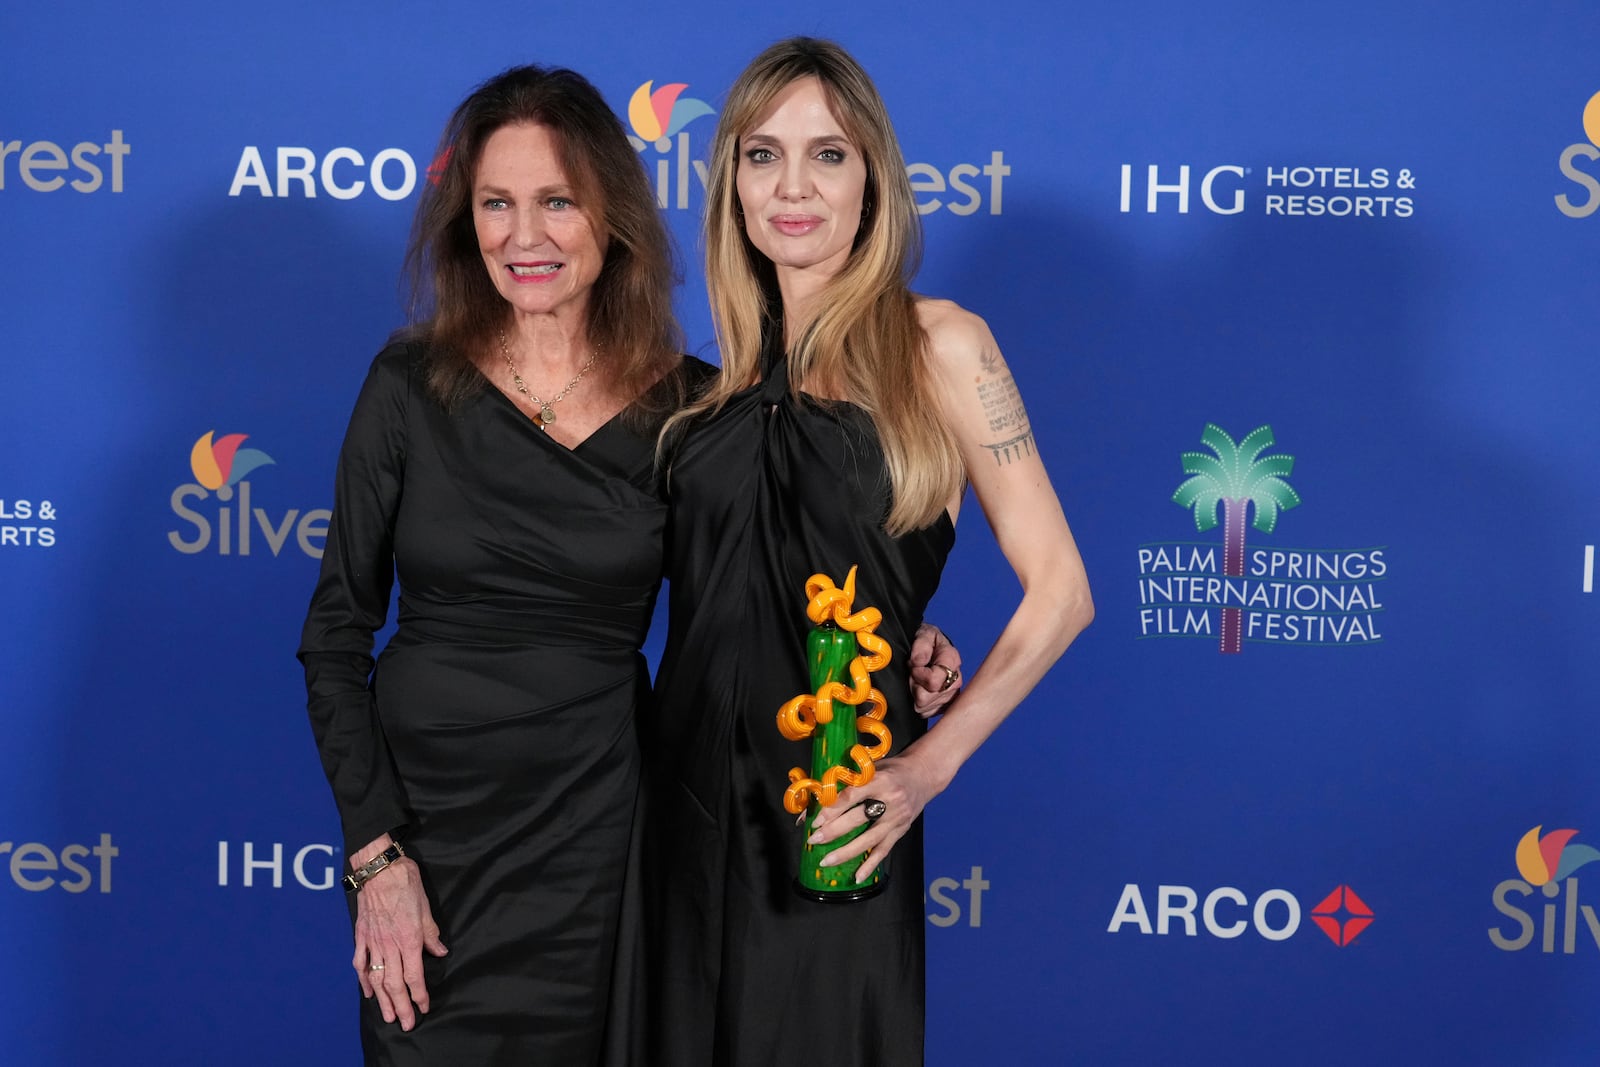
[[647, 352, 955, 1067], [299, 342, 684, 1065]]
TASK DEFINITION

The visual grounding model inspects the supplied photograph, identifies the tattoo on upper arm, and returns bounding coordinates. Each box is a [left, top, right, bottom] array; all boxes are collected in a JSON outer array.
[[976, 364, 1036, 466], [983, 431, 1036, 465]]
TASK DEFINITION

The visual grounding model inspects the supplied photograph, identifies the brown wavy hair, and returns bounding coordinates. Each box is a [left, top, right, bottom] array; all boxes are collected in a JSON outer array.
[[404, 65, 681, 415], [663, 38, 962, 534]]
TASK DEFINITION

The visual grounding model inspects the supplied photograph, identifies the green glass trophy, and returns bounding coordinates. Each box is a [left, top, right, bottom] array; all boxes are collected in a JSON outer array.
[[776, 567, 893, 901]]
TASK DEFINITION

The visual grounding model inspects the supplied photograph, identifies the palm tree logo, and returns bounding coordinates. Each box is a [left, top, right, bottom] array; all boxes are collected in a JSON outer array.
[[1172, 424, 1301, 654]]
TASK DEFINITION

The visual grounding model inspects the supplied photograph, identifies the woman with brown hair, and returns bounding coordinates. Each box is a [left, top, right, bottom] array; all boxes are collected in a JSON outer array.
[[647, 37, 1093, 1064], [298, 62, 961, 1064], [298, 64, 695, 1063]]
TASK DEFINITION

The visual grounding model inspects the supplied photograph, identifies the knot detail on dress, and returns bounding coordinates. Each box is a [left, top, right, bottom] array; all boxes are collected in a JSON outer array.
[[758, 370, 790, 407]]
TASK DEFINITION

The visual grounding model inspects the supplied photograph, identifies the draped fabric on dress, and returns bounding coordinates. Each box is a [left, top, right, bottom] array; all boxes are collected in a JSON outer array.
[[647, 347, 954, 1067], [299, 342, 688, 1065]]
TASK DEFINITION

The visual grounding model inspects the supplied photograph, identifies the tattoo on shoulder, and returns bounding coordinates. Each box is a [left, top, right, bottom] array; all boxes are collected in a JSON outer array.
[[979, 347, 1001, 377], [976, 370, 1036, 465]]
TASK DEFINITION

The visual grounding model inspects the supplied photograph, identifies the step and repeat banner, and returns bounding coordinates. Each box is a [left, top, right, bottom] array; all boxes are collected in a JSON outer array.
[[4, 2, 1598, 1063]]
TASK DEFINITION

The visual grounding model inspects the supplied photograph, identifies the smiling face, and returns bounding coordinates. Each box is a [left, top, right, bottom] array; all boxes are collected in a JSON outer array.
[[472, 122, 607, 323], [735, 76, 869, 288]]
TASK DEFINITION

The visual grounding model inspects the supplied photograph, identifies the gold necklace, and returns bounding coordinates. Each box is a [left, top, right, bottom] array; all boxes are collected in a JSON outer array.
[[497, 330, 597, 430]]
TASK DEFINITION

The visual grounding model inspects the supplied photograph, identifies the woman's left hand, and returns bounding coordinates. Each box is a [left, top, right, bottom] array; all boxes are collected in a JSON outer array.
[[807, 754, 942, 882], [908, 623, 962, 717]]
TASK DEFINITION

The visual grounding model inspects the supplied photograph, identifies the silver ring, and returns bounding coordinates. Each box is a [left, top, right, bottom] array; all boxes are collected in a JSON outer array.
[[934, 663, 958, 692], [862, 798, 887, 822], [369, 962, 385, 972]]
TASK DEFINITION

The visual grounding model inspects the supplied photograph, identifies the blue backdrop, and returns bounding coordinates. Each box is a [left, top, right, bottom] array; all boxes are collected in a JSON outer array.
[[4, 2, 1599, 1062]]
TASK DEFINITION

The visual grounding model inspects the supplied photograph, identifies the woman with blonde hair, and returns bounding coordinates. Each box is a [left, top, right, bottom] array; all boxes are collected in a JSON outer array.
[[646, 36, 1093, 1065], [300, 61, 961, 1064]]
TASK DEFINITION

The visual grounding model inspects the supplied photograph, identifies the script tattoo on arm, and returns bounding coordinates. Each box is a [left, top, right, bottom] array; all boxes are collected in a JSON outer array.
[[975, 346, 1036, 466]]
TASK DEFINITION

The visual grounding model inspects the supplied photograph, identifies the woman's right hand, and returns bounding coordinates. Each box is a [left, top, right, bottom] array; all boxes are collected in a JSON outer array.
[[350, 836, 448, 1032]]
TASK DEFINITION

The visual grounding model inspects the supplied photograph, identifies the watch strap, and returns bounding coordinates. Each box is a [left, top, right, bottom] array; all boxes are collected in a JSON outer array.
[[342, 841, 405, 893]]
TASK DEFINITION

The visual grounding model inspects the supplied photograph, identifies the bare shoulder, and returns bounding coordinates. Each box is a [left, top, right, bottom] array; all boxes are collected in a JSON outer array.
[[912, 297, 1037, 466], [914, 297, 997, 375]]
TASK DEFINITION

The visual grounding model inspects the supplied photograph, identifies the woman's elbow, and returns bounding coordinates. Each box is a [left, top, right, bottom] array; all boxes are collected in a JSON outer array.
[[1062, 581, 1094, 644], [1035, 569, 1093, 653]]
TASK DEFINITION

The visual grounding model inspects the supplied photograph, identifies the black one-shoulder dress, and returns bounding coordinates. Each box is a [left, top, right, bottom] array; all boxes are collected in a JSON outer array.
[[647, 350, 955, 1066]]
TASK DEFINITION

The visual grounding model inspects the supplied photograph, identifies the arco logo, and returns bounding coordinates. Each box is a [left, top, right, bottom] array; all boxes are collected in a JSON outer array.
[[1555, 91, 1600, 218], [1108, 882, 1374, 947], [1309, 885, 1374, 946], [228, 146, 419, 201], [167, 431, 329, 559], [1489, 825, 1600, 953], [426, 146, 453, 186]]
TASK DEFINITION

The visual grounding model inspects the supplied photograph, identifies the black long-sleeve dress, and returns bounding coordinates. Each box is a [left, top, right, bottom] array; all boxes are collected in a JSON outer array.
[[646, 350, 955, 1066], [299, 341, 680, 1064]]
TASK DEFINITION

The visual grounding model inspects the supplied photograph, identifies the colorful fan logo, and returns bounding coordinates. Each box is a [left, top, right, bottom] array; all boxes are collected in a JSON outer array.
[[628, 81, 714, 147], [1514, 826, 1600, 886], [189, 431, 275, 491], [1584, 91, 1600, 149]]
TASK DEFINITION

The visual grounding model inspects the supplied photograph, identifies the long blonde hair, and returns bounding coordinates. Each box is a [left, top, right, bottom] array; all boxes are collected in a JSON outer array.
[[665, 37, 962, 535]]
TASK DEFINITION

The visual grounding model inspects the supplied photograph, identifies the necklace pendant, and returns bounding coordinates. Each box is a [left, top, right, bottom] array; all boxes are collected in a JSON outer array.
[[539, 405, 556, 426]]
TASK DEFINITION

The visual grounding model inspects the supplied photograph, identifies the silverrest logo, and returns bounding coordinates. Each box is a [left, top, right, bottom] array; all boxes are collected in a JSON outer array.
[[624, 77, 1009, 217], [0, 131, 129, 193], [1, 833, 118, 892], [167, 431, 329, 559], [625, 80, 715, 211], [925, 865, 989, 928], [1489, 825, 1600, 953], [1555, 91, 1600, 218]]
